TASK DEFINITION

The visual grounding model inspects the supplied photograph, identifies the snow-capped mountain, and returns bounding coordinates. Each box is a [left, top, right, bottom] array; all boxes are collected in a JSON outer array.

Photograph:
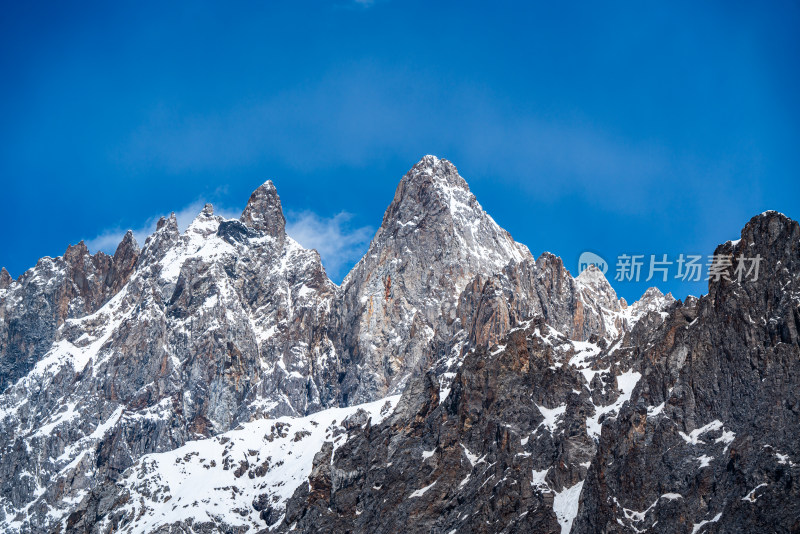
[[0, 181, 343, 531], [334, 155, 533, 405], [0, 234, 139, 392], [0, 157, 795, 533]]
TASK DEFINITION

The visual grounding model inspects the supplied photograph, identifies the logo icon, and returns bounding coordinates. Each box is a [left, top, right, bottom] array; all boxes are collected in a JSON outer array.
[[578, 251, 608, 275]]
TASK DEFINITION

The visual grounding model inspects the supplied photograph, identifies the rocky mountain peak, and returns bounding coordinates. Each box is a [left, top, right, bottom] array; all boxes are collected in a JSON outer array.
[[155, 212, 178, 232], [574, 211, 800, 534], [623, 285, 675, 327], [109, 230, 140, 294], [380, 156, 478, 231], [707, 211, 797, 298], [640, 286, 664, 298], [408, 154, 468, 191], [335, 157, 534, 404], [113, 230, 139, 259], [155, 211, 179, 234], [185, 203, 221, 240], [137, 212, 180, 268], [576, 263, 620, 313], [535, 250, 562, 266], [706, 210, 799, 339], [240, 179, 286, 240], [63, 240, 92, 264], [0, 267, 12, 289], [373, 155, 529, 270], [638, 286, 671, 304], [728, 210, 798, 269], [0, 226, 144, 394]]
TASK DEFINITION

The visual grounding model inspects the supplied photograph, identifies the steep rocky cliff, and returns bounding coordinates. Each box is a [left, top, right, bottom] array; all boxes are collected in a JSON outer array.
[[574, 211, 800, 533]]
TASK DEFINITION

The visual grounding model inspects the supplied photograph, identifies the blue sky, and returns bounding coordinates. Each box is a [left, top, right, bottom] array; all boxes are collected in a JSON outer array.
[[1, 1, 798, 302]]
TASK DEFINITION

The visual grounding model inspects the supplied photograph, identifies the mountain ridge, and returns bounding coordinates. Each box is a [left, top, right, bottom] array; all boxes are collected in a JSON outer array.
[[0, 156, 773, 534]]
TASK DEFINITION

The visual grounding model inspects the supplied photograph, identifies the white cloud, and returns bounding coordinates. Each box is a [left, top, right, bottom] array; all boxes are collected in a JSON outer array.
[[286, 211, 373, 282], [85, 200, 241, 255]]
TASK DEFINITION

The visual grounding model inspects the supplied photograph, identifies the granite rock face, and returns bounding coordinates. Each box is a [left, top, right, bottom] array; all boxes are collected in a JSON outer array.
[[2, 157, 784, 534], [333, 155, 532, 405], [333, 156, 636, 407], [453, 254, 652, 351]]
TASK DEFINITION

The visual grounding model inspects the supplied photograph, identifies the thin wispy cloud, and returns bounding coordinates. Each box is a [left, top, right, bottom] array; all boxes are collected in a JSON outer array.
[[85, 201, 241, 254], [286, 211, 373, 282], [337, 0, 381, 9], [117, 63, 682, 213]]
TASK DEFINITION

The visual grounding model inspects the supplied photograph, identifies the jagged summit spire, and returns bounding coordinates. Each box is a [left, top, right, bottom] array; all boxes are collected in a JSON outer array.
[[111, 230, 140, 287], [156, 212, 178, 232], [380, 156, 480, 232], [240, 179, 285, 239], [575, 263, 621, 315], [0, 267, 12, 289], [64, 240, 90, 260], [338, 155, 531, 403], [736, 210, 797, 253], [371, 155, 530, 270], [115, 230, 139, 253], [708, 209, 799, 303], [639, 286, 666, 298], [401, 155, 470, 193]]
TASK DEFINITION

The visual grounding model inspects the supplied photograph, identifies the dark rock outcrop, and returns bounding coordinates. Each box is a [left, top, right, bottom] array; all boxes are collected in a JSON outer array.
[[275, 320, 633, 534], [574, 211, 800, 533]]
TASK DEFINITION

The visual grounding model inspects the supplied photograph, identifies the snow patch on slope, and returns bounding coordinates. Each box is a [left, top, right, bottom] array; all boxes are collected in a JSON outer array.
[[553, 480, 584, 534], [100, 396, 399, 533]]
